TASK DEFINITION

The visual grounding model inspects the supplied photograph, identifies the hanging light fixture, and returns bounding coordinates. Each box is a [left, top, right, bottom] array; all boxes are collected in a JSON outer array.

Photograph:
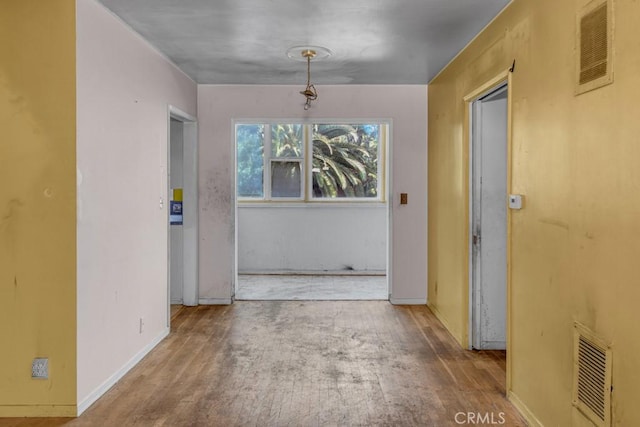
[[300, 49, 317, 110], [287, 46, 331, 110]]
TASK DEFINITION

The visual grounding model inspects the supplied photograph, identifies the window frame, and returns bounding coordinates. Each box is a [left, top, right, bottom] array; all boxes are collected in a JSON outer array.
[[263, 124, 305, 201], [236, 120, 387, 204]]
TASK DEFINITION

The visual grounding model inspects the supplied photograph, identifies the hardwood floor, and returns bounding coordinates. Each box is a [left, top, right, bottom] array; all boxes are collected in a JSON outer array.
[[1, 302, 526, 426], [170, 304, 185, 320]]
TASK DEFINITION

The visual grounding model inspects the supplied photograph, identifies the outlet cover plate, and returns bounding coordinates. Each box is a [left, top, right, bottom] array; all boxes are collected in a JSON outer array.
[[32, 358, 48, 379]]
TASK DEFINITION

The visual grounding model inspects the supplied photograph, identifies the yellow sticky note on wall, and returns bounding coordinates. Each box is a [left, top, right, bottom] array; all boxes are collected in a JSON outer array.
[[172, 188, 183, 202]]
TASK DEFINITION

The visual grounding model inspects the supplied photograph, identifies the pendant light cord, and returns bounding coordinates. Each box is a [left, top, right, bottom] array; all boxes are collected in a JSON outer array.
[[301, 54, 317, 110]]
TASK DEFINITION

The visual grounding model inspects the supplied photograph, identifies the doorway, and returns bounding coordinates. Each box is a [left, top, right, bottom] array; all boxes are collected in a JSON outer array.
[[233, 122, 391, 301], [469, 84, 508, 350], [168, 106, 198, 325]]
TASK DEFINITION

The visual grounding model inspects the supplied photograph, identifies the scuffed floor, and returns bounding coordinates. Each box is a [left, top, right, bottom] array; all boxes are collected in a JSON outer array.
[[0, 302, 526, 426], [236, 274, 388, 300]]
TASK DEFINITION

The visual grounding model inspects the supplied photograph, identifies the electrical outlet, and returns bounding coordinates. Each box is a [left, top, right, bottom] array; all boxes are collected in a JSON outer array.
[[139, 317, 144, 334], [32, 358, 48, 379], [400, 193, 408, 205]]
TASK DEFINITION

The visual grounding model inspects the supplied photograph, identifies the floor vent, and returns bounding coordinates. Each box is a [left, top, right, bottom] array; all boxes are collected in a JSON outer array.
[[576, 0, 614, 94], [573, 322, 612, 427]]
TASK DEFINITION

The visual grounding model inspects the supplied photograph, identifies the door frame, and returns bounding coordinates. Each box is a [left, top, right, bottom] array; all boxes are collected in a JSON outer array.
[[463, 69, 513, 389], [167, 105, 199, 324], [470, 83, 508, 350]]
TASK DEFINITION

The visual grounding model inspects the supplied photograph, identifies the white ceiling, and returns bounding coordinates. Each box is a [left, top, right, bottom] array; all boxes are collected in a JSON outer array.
[[97, 0, 511, 85]]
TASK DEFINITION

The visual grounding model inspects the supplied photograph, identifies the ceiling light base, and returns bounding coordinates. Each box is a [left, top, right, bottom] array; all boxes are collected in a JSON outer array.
[[301, 49, 316, 59], [286, 45, 331, 62]]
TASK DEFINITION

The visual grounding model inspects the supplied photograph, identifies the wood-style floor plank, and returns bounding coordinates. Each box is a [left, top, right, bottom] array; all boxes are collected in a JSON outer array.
[[0, 302, 526, 426]]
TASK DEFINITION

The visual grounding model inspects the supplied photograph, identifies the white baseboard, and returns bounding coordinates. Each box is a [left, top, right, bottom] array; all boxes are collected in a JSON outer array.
[[238, 270, 386, 276], [77, 327, 170, 416], [198, 298, 232, 305], [389, 298, 427, 305]]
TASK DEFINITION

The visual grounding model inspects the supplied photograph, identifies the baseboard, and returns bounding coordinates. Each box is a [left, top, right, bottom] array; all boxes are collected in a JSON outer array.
[[479, 341, 507, 350], [77, 327, 170, 416], [428, 303, 465, 347], [389, 298, 427, 305], [198, 298, 232, 305], [239, 270, 386, 276], [0, 404, 77, 417], [508, 390, 544, 427]]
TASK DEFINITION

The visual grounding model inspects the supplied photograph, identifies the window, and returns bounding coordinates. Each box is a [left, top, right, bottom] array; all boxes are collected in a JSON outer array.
[[270, 124, 303, 199], [236, 124, 264, 198], [236, 122, 386, 202], [311, 124, 380, 199]]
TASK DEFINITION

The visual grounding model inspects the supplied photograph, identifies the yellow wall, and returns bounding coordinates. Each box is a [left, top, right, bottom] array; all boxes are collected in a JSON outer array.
[[428, 0, 640, 425], [0, 0, 77, 416]]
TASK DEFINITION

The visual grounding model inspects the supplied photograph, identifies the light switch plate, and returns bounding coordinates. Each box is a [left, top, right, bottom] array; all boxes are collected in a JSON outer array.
[[509, 194, 523, 210]]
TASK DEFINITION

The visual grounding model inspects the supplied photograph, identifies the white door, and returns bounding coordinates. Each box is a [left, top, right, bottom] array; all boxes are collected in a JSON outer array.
[[471, 85, 508, 350]]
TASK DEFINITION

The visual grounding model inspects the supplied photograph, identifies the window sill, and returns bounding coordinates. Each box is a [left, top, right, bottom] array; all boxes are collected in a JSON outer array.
[[237, 200, 387, 208]]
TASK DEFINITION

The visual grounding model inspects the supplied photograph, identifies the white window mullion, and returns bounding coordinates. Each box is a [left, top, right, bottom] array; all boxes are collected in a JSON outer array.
[[305, 124, 312, 201], [264, 124, 272, 200], [300, 132, 306, 200], [379, 124, 386, 202]]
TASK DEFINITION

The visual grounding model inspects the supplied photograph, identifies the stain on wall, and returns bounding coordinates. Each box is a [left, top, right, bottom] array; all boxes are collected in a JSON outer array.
[[428, 0, 640, 425], [0, 0, 77, 416]]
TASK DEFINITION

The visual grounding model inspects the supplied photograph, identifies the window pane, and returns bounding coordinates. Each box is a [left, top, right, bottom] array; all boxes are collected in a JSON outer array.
[[271, 124, 303, 158], [312, 124, 379, 198], [236, 124, 264, 198], [271, 161, 301, 198]]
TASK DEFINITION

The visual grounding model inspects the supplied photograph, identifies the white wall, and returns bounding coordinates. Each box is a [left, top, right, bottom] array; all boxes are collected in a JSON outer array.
[[198, 85, 427, 304], [76, 0, 197, 411], [238, 205, 387, 273]]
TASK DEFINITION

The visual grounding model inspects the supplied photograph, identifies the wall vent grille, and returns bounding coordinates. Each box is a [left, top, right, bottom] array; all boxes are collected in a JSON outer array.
[[573, 322, 612, 427], [576, 0, 614, 94]]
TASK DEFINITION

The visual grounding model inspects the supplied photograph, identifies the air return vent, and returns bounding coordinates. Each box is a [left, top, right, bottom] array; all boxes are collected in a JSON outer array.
[[576, 0, 614, 94], [573, 322, 612, 427]]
